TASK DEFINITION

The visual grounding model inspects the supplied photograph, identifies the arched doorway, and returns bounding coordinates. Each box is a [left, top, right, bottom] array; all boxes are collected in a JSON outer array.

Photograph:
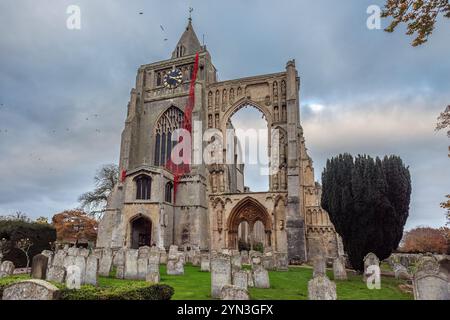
[[130, 215, 152, 249], [227, 197, 272, 250]]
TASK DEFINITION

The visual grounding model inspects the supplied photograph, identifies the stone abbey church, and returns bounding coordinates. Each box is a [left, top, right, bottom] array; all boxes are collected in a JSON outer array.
[[97, 19, 343, 263]]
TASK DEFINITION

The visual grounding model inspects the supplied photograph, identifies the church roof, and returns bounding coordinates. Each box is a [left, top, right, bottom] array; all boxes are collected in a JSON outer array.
[[171, 18, 202, 59]]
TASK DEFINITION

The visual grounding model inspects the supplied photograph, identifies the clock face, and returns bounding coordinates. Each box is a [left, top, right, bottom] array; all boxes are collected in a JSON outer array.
[[163, 68, 183, 89]]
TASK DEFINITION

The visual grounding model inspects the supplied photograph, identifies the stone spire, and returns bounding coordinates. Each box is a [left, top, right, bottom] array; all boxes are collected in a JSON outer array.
[[171, 17, 202, 59]]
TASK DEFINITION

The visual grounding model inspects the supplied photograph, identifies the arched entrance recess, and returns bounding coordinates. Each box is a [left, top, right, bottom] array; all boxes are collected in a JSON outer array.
[[130, 215, 152, 249], [227, 197, 272, 250]]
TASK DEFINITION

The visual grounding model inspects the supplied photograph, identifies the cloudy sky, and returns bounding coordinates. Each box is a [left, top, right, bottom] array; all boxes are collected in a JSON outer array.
[[0, 0, 448, 229]]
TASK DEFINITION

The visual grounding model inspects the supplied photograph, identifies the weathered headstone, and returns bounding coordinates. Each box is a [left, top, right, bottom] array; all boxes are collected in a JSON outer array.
[[137, 257, 148, 280], [149, 252, 160, 266], [116, 266, 125, 279], [0, 261, 15, 278], [138, 246, 151, 259], [200, 254, 210, 272], [167, 256, 184, 275], [98, 248, 113, 277], [413, 255, 449, 300], [112, 248, 125, 267], [393, 263, 410, 280], [46, 266, 66, 283], [124, 249, 139, 279], [63, 255, 76, 270], [246, 269, 254, 287], [363, 252, 380, 280], [159, 249, 168, 264], [192, 252, 201, 267], [308, 275, 337, 300], [41, 250, 53, 270], [75, 256, 86, 284], [220, 284, 250, 300], [2, 279, 60, 300], [275, 252, 289, 271], [313, 255, 326, 278], [241, 251, 250, 264], [85, 255, 98, 286], [332, 257, 347, 280], [168, 245, 178, 259], [67, 246, 79, 256], [52, 250, 66, 267], [211, 253, 232, 298], [231, 254, 242, 270], [78, 248, 90, 258], [31, 254, 49, 280], [146, 261, 160, 283], [252, 266, 270, 289], [66, 265, 81, 290], [262, 253, 276, 271], [233, 270, 248, 290]]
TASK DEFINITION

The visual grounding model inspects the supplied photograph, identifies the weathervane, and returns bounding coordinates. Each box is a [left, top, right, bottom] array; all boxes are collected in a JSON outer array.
[[189, 7, 193, 22]]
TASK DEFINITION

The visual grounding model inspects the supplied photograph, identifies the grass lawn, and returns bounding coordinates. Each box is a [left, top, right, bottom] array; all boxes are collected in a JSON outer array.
[[1, 264, 412, 300]]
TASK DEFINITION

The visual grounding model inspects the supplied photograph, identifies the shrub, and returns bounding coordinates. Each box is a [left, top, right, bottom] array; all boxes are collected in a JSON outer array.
[[59, 284, 174, 300], [0, 220, 56, 267]]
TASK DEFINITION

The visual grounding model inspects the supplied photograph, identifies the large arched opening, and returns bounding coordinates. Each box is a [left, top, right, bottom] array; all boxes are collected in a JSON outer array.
[[227, 197, 272, 250]]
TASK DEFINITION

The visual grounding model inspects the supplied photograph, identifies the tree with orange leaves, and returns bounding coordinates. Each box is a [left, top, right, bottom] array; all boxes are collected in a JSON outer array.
[[401, 226, 449, 254], [51, 210, 98, 245]]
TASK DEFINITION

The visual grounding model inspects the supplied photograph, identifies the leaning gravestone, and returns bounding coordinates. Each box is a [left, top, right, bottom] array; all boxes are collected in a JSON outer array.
[[332, 257, 347, 280], [0, 261, 15, 278], [211, 253, 232, 299], [363, 252, 380, 280], [52, 250, 66, 268], [66, 265, 81, 290], [393, 263, 410, 280], [98, 248, 113, 277], [308, 275, 337, 300], [2, 279, 60, 300], [413, 255, 449, 300], [313, 255, 326, 278], [125, 249, 139, 280], [220, 284, 250, 300], [233, 270, 248, 290], [46, 266, 66, 283], [200, 254, 210, 272], [85, 255, 98, 286], [31, 254, 49, 280], [252, 266, 270, 289]]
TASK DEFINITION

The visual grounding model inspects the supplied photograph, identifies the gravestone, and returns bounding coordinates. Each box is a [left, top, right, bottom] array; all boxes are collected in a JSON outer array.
[[308, 275, 337, 300], [137, 257, 148, 280], [92, 248, 103, 260], [363, 252, 380, 280], [332, 257, 347, 280], [167, 256, 184, 275], [313, 256, 326, 278], [31, 254, 49, 280], [52, 250, 66, 267], [168, 245, 178, 259], [149, 252, 160, 266], [116, 266, 125, 279], [112, 248, 125, 267], [262, 253, 276, 271], [251, 255, 262, 269], [63, 255, 76, 270], [231, 254, 242, 270], [0, 261, 15, 278], [233, 270, 248, 290], [125, 249, 139, 279], [46, 266, 66, 283], [220, 284, 250, 300], [2, 279, 60, 300], [66, 265, 81, 290], [192, 252, 201, 267], [85, 255, 98, 286], [211, 253, 232, 298], [138, 246, 150, 259], [393, 263, 410, 280], [146, 261, 160, 283], [78, 248, 90, 258], [41, 250, 53, 271], [75, 256, 86, 284], [200, 254, 210, 272], [252, 266, 270, 289], [98, 248, 113, 277], [241, 251, 249, 264], [67, 246, 79, 256], [159, 249, 168, 264], [244, 270, 253, 288], [413, 255, 449, 300], [275, 252, 289, 271]]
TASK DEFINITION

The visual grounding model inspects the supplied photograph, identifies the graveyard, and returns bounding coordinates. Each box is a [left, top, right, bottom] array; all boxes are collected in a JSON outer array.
[[0, 249, 415, 300]]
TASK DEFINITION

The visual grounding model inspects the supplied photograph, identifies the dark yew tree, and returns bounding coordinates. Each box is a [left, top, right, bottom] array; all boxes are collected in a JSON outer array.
[[321, 154, 411, 271]]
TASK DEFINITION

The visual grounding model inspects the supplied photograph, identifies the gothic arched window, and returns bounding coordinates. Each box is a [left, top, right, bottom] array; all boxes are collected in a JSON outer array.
[[154, 106, 185, 166], [135, 175, 152, 200], [165, 182, 174, 203]]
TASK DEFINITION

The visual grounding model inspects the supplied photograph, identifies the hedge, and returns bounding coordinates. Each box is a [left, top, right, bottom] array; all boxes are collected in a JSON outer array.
[[0, 220, 56, 267], [59, 284, 174, 300]]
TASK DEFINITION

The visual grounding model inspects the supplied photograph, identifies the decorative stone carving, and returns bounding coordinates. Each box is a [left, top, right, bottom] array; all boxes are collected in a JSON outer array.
[[413, 255, 449, 300]]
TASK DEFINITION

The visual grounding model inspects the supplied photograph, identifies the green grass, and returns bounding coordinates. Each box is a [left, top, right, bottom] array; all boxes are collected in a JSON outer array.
[[0, 264, 412, 300]]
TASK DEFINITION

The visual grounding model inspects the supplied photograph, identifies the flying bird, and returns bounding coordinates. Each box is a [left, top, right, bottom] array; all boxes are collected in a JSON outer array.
[[139, 12, 143, 15], [160, 25, 165, 31]]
